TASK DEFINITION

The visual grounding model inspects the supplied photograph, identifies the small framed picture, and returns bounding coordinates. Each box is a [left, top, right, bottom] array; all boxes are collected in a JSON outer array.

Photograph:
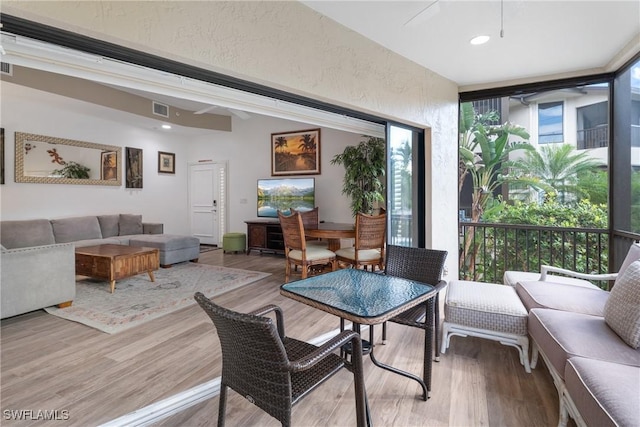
[[158, 151, 175, 174], [101, 151, 118, 181]]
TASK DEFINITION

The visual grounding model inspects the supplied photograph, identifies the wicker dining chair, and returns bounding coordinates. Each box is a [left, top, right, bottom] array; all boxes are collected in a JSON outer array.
[[335, 212, 386, 271], [194, 292, 368, 427], [381, 245, 448, 392], [291, 207, 327, 248], [278, 211, 336, 283]]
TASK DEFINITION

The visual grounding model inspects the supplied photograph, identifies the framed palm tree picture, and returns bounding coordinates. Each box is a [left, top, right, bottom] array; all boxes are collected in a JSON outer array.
[[271, 128, 321, 176]]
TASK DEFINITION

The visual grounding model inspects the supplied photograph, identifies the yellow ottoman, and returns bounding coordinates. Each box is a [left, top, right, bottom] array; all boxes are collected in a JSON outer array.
[[223, 232, 246, 254]]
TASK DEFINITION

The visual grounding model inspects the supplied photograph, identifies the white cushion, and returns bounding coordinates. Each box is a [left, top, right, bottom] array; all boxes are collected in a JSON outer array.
[[335, 247, 381, 262], [604, 260, 640, 348], [445, 280, 528, 335], [503, 270, 596, 288], [289, 246, 335, 261]]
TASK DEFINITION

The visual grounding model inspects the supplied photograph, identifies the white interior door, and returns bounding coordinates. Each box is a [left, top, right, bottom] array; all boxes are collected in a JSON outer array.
[[189, 162, 227, 245]]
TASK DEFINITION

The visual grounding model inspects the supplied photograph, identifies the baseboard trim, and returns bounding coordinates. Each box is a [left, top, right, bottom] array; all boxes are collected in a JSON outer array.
[[98, 325, 364, 426]]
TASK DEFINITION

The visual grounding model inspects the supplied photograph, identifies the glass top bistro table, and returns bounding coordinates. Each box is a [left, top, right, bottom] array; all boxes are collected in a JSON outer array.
[[280, 268, 437, 402]]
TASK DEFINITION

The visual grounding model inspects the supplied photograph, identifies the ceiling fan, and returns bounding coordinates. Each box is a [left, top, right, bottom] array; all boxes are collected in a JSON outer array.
[[194, 105, 251, 120]]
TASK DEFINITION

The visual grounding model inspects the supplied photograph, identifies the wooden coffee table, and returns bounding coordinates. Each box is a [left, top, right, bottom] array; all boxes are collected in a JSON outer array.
[[75, 244, 160, 293]]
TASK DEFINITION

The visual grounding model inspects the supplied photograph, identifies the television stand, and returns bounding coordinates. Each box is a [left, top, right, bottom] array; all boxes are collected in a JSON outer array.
[[245, 220, 285, 255]]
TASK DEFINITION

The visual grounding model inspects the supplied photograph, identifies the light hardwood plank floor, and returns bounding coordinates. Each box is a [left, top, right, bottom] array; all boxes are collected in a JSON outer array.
[[1, 250, 564, 426]]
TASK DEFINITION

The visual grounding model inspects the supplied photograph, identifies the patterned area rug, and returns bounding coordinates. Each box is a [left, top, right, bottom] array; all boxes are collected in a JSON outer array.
[[44, 263, 270, 334]]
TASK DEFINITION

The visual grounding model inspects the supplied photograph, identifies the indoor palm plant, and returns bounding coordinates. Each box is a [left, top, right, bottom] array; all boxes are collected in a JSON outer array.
[[331, 135, 386, 216]]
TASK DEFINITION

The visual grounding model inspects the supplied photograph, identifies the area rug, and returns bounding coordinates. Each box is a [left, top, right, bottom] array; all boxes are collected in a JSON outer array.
[[44, 263, 270, 334]]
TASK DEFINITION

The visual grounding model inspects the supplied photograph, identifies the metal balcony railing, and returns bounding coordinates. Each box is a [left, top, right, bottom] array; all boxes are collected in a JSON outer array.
[[459, 222, 609, 288], [577, 125, 609, 149]]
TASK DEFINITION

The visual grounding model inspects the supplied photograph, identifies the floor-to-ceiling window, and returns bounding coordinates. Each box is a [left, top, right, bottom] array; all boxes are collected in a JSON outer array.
[[387, 124, 423, 247]]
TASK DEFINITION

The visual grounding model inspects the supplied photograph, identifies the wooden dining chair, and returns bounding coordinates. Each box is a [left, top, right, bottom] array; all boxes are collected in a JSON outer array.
[[381, 245, 448, 392], [278, 211, 337, 283], [291, 207, 327, 248], [194, 292, 368, 427], [335, 212, 386, 271]]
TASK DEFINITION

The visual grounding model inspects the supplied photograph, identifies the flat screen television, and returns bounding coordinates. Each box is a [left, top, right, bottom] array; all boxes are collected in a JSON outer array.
[[257, 178, 315, 218]]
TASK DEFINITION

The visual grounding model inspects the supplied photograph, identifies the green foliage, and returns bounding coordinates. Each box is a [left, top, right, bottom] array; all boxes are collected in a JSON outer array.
[[484, 197, 608, 228], [52, 161, 91, 179], [504, 144, 602, 203], [576, 169, 608, 205], [331, 135, 386, 216], [462, 198, 609, 287]]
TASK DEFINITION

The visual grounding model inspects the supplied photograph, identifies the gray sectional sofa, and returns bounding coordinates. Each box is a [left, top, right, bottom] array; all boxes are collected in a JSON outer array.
[[509, 243, 640, 427], [1, 214, 200, 319]]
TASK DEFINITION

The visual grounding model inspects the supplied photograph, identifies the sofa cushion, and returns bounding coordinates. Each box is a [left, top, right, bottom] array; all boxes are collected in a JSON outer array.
[[0, 219, 55, 249], [528, 309, 640, 379], [516, 280, 608, 316], [565, 357, 640, 427], [119, 214, 143, 235], [51, 216, 102, 243], [98, 215, 120, 238], [604, 260, 640, 348], [503, 270, 595, 288]]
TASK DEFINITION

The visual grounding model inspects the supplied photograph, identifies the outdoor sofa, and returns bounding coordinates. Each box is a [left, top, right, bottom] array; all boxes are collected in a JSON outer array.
[[508, 243, 640, 427]]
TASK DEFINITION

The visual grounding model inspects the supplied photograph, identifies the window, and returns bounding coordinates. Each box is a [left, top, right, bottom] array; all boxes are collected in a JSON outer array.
[[538, 101, 564, 143], [388, 125, 421, 247]]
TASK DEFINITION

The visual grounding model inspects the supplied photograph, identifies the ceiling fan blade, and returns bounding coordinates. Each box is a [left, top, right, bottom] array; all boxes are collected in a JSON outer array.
[[194, 105, 219, 115], [228, 108, 251, 120], [403, 0, 441, 27]]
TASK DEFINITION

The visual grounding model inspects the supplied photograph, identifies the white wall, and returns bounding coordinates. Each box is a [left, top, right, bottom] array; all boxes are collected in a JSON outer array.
[[2, 1, 461, 275], [1, 82, 359, 235], [188, 115, 360, 234]]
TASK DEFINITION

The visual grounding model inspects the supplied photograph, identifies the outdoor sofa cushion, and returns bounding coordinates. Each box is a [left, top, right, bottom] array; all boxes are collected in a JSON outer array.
[[528, 308, 640, 380], [565, 357, 640, 427], [516, 280, 609, 316]]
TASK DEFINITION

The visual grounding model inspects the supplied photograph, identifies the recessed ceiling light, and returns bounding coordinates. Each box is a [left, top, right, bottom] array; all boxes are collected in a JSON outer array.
[[470, 35, 490, 45], [161, 124, 172, 130]]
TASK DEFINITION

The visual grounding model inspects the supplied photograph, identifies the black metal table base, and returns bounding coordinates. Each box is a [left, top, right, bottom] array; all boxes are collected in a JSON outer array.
[[342, 320, 430, 402]]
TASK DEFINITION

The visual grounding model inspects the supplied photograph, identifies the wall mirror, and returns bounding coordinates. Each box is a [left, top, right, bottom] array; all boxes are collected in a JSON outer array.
[[15, 132, 122, 185]]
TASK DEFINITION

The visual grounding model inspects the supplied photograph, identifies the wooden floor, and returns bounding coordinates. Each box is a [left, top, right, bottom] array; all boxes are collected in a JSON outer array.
[[1, 251, 562, 426]]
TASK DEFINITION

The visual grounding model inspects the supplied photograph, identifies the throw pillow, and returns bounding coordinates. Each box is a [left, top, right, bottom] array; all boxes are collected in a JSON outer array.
[[604, 260, 640, 348], [119, 214, 143, 236], [97, 215, 119, 238]]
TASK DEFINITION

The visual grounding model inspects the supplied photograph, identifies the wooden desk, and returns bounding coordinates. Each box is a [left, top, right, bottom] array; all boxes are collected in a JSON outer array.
[[305, 222, 355, 251], [281, 269, 437, 401]]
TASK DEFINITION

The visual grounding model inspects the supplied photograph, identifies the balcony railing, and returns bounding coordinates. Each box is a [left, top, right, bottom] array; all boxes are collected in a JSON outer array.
[[577, 125, 609, 149], [459, 222, 609, 288], [389, 213, 412, 246]]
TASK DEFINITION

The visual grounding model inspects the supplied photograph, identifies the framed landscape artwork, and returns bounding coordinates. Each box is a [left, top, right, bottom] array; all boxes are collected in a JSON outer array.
[[271, 128, 321, 176], [158, 151, 175, 174], [125, 147, 143, 188]]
